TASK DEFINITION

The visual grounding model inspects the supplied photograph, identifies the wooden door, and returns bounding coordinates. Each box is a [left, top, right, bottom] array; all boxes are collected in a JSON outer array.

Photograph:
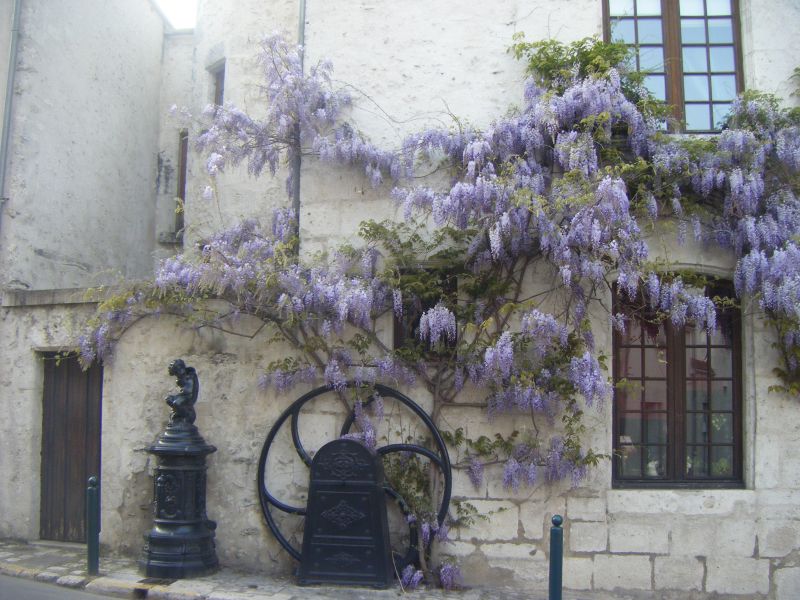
[[40, 353, 102, 542]]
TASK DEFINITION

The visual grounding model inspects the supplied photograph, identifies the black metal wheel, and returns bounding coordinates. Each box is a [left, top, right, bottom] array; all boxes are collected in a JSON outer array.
[[257, 382, 452, 571]]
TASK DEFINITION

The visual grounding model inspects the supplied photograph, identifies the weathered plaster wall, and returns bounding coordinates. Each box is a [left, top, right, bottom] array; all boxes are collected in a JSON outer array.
[[741, 0, 800, 104], [0, 0, 165, 291], [0, 294, 96, 540]]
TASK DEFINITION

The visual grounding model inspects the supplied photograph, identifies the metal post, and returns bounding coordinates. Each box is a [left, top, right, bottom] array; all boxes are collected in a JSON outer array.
[[86, 476, 100, 576], [548, 514, 563, 600]]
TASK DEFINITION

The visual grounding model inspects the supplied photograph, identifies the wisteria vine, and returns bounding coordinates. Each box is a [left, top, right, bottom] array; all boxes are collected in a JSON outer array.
[[78, 33, 800, 587]]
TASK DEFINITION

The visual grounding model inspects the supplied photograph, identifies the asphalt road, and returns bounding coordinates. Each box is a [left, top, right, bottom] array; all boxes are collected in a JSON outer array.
[[0, 575, 116, 600]]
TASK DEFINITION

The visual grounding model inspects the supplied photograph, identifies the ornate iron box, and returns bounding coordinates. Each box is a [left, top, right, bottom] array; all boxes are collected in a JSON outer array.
[[299, 439, 393, 588]]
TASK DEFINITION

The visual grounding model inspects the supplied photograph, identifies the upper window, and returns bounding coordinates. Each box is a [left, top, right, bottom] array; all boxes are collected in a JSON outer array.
[[211, 62, 225, 106], [612, 282, 743, 488], [604, 0, 743, 132]]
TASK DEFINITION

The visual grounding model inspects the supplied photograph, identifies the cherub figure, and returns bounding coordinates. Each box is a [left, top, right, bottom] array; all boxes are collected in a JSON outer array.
[[165, 359, 198, 425]]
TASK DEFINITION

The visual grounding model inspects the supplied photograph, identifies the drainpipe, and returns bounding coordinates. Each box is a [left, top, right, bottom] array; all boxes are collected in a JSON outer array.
[[291, 0, 306, 244], [0, 0, 21, 224]]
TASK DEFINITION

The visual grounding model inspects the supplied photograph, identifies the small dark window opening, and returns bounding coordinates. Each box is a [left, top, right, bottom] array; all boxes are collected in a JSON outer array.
[[393, 269, 458, 352], [212, 63, 225, 106], [175, 130, 188, 237]]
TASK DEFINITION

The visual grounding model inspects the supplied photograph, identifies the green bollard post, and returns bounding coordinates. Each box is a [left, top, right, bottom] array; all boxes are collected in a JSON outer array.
[[549, 515, 563, 600], [86, 476, 100, 576]]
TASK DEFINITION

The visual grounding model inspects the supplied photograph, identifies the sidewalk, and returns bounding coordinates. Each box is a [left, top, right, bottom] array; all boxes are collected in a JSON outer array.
[[0, 538, 649, 600]]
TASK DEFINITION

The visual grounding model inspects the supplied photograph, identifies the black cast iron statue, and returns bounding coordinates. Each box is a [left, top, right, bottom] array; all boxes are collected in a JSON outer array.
[[165, 359, 198, 426], [139, 359, 218, 578]]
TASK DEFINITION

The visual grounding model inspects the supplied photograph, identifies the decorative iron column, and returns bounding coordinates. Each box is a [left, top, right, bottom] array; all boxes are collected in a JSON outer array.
[[139, 359, 218, 578]]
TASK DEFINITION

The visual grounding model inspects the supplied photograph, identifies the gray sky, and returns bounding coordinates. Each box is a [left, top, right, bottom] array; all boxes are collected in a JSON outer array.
[[153, 0, 198, 29]]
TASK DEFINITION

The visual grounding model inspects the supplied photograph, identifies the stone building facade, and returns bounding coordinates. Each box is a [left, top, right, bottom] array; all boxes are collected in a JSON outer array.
[[1, 1, 799, 598]]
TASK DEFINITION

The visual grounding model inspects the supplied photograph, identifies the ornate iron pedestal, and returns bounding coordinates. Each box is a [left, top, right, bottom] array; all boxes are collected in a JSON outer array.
[[139, 359, 218, 578]]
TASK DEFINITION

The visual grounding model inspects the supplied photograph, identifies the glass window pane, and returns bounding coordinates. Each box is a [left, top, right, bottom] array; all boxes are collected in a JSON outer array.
[[711, 413, 733, 443], [611, 18, 637, 43], [686, 346, 711, 378], [710, 46, 735, 71], [685, 103, 712, 130], [713, 103, 733, 128], [621, 320, 642, 344], [686, 445, 708, 477], [639, 46, 664, 71], [619, 415, 642, 443], [620, 347, 642, 377], [609, 0, 635, 16], [685, 323, 707, 346], [710, 347, 732, 378], [644, 74, 666, 100], [681, 18, 707, 43], [619, 445, 642, 477], [683, 47, 709, 72], [638, 19, 663, 44], [643, 380, 667, 410], [710, 380, 733, 410], [687, 413, 709, 443], [686, 380, 708, 411], [642, 321, 666, 345], [708, 18, 733, 43], [711, 74, 736, 100], [645, 446, 666, 477], [684, 74, 710, 101], [644, 415, 667, 444], [644, 347, 668, 377], [707, 0, 732, 16], [616, 383, 642, 410], [711, 446, 733, 477], [680, 0, 705, 16], [636, 0, 662, 16]]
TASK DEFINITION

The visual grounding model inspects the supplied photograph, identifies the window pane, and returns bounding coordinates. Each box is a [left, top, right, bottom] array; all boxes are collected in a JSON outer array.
[[707, 0, 732, 16], [642, 320, 666, 345], [639, 46, 664, 71], [645, 446, 666, 477], [686, 346, 711, 377], [710, 380, 733, 410], [611, 18, 637, 43], [620, 415, 642, 443], [636, 0, 661, 16], [711, 413, 733, 443], [686, 446, 708, 476], [686, 380, 708, 411], [644, 380, 667, 410], [681, 18, 707, 43], [710, 46, 735, 71], [619, 445, 642, 477], [638, 19, 663, 44], [644, 347, 668, 377], [711, 74, 736, 100], [620, 347, 642, 377], [685, 103, 712, 130], [685, 324, 707, 346], [621, 321, 642, 344], [609, 0, 635, 16], [687, 413, 709, 443], [644, 415, 667, 444], [684, 75, 710, 101], [644, 74, 666, 100], [682, 47, 709, 72], [713, 103, 733, 128], [617, 383, 642, 410], [710, 347, 732, 378], [711, 446, 733, 477], [680, 0, 705, 17], [708, 18, 733, 43]]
